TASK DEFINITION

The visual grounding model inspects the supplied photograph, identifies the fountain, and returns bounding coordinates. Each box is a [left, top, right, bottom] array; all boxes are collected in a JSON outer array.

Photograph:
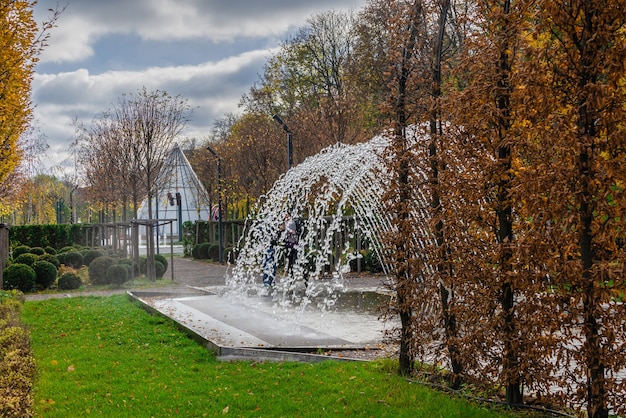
[[228, 135, 394, 306], [133, 131, 433, 360]]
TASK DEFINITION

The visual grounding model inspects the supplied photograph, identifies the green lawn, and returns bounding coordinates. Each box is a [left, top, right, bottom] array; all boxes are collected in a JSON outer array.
[[22, 295, 522, 417]]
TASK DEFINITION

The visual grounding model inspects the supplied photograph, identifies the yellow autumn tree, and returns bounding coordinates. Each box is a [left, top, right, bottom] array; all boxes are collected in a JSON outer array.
[[0, 1, 59, 186]]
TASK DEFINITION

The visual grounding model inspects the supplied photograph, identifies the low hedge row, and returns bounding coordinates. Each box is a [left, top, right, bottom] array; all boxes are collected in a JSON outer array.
[[2, 245, 169, 292], [0, 290, 35, 418]]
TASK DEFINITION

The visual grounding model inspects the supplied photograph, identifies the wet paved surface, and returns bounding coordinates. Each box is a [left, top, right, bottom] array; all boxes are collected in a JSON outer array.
[[132, 258, 396, 360]]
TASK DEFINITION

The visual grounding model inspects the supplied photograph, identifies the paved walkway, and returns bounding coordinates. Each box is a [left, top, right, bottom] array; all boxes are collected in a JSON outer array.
[[25, 257, 389, 301]]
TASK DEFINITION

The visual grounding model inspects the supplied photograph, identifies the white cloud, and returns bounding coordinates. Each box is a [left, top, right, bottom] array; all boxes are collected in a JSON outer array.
[[36, 0, 363, 64], [31, 0, 366, 169], [32, 49, 274, 167]]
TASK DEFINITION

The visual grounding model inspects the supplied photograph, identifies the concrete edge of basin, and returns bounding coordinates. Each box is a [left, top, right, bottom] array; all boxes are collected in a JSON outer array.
[[127, 290, 371, 363]]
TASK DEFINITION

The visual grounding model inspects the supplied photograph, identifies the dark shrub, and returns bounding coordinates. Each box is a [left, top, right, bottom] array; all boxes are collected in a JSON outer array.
[[207, 243, 220, 262], [348, 250, 367, 272], [30, 247, 46, 256], [44, 246, 57, 255], [33, 260, 58, 289], [58, 246, 76, 253], [11, 245, 31, 258], [105, 264, 129, 286], [138, 257, 147, 274], [197, 242, 211, 259], [39, 253, 60, 268], [82, 249, 105, 266], [57, 272, 82, 290], [191, 244, 202, 259], [88, 256, 116, 285], [118, 258, 139, 276], [3, 264, 36, 293], [225, 247, 240, 264], [364, 249, 384, 273], [154, 254, 168, 272], [119, 262, 133, 278], [154, 260, 165, 278], [13, 253, 38, 267], [58, 251, 83, 268]]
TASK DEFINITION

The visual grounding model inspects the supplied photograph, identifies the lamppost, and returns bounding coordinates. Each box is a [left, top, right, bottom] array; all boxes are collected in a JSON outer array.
[[272, 114, 292, 169], [206, 145, 223, 264]]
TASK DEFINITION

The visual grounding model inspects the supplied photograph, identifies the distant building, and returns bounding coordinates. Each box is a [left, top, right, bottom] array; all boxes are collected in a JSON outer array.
[[136, 144, 211, 242]]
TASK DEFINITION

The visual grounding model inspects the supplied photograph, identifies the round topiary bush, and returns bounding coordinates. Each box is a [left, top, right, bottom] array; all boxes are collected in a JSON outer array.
[[154, 254, 168, 273], [13, 253, 39, 267], [154, 260, 165, 278], [82, 249, 106, 266], [39, 253, 60, 268], [44, 246, 57, 255], [58, 251, 84, 269], [207, 243, 220, 262], [117, 258, 138, 276], [57, 272, 82, 290], [33, 260, 58, 289], [88, 256, 116, 285], [191, 244, 202, 259], [105, 264, 129, 286], [3, 264, 36, 293], [11, 245, 31, 258], [198, 242, 211, 259], [30, 247, 46, 256]]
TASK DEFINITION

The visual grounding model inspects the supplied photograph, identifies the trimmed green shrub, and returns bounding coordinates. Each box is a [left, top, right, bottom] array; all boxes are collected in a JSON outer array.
[[364, 249, 384, 273], [138, 256, 147, 274], [207, 243, 220, 262], [191, 243, 202, 259], [82, 249, 105, 266], [58, 251, 83, 269], [57, 272, 82, 290], [13, 253, 38, 267], [44, 246, 57, 255], [39, 253, 60, 268], [195, 242, 210, 259], [154, 260, 165, 279], [33, 261, 58, 289], [3, 264, 36, 293], [29, 247, 45, 256], [105, 264, 129, 286], [118, 258, 139, 276], [154, 254, 168, 272], [88, 256, 116, 285], [11, 245, 31, 258], [119, 263, 133, 278]]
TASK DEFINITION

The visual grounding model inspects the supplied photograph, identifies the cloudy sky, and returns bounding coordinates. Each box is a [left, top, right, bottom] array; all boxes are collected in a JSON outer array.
[[31, 0, 365, 171]]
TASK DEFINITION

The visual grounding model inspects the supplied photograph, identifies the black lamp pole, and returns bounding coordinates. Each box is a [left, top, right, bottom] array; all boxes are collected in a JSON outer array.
[[273, 114, 292, 169], [206, 145, 223, 264]]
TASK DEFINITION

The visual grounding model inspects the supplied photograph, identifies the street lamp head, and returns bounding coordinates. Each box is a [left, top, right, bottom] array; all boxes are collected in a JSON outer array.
[[206, 145, 220, 159], [272, 114, 291, 133]]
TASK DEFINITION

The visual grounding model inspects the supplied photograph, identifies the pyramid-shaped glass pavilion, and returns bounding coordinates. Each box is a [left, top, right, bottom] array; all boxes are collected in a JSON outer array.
[[137, 144, 212, 242]]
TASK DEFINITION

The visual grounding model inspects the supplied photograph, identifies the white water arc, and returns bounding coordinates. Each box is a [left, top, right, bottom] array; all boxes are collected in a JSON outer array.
[[227, 132, 431, 309]]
